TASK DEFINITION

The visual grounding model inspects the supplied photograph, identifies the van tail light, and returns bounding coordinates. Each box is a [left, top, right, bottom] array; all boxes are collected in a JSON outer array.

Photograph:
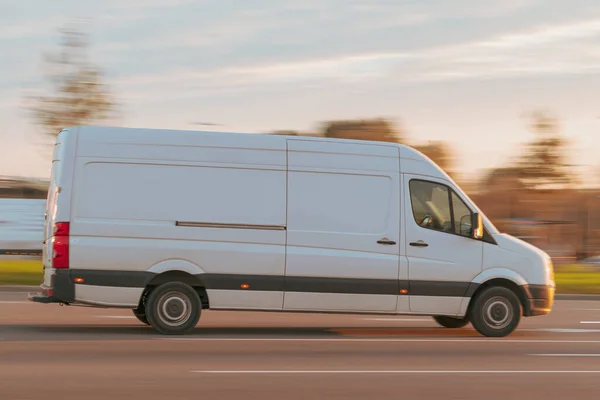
[[52, 222, 70, 269]]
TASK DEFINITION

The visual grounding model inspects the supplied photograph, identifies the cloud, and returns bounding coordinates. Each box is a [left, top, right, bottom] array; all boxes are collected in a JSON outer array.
[[116, 51, 415, 94], [0, 18, 60, 40], [105, 0, 198, 10], [0, 0, 198, 40], [113, 16, 600, 101], [137, 0, 433, 52], [468, 18, 600, 49], [428, 0, 540, 19], [411, 18, 600, 81], [4, 1, 600, 108]]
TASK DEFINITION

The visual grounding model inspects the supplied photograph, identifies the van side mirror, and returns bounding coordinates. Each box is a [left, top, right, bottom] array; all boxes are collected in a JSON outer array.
[[472, 212, 483, 240]]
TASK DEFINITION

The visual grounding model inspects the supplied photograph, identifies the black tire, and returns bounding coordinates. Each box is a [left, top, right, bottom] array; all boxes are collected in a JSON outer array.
[[145, 282, 202, 335], [469, 286, 522, 337], [433, 315, 469, 328], [132, 309, 150, 325]]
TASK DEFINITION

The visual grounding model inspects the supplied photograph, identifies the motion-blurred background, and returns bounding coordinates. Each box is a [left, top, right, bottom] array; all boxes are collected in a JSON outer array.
[[1, 0, 600, 292]]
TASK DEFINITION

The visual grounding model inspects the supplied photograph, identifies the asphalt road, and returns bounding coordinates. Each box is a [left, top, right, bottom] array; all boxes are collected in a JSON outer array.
[[2, 292, 600, 399]]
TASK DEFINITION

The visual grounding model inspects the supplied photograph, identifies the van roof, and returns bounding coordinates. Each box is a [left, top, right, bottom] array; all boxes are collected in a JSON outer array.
[[68, 125, 446, 178], [71, 125, 429, 158], [73, 125, 398, 145]]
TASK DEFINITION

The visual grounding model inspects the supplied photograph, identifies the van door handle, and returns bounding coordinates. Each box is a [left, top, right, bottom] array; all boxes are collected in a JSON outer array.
[[409, 240, 429, 247], [377, 239, 397, 245]]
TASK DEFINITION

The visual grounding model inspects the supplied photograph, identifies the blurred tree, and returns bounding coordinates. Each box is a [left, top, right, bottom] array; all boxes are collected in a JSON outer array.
[[25, 22, 117, 139], [269, 130, 300, 136], [321, 118, 403, 143], [271, 118, 456, 177], [517, 110, 572, 189], [414, 141, 454, 175]]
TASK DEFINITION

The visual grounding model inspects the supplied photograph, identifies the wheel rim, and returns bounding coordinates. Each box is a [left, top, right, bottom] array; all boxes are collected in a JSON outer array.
[[482, 296, 513, 330], [157, 291, 192, 327]]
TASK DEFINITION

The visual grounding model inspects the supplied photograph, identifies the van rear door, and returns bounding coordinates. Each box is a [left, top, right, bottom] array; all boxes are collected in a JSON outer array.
[[42, 131, 67, 287]]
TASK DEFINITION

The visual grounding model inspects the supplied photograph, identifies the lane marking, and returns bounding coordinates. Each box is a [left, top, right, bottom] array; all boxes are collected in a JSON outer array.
[[580, 321, 600, 324], [94, 316, 136, 319], [361, 318, 432, 322], [0, 301, 32, 304], [155, 338, 600, 343], [533, 328, 600, 333], [530, 354, 600, 357], [192, 370, 600, 374]]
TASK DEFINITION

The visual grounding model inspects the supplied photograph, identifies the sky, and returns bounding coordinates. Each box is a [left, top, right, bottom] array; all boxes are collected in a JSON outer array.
[[1, 0, 600, 183]]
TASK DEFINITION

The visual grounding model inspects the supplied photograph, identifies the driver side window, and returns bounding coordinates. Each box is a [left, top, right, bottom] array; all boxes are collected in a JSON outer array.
[[409, 180, 452, 233], [409, 179, 474, 237]]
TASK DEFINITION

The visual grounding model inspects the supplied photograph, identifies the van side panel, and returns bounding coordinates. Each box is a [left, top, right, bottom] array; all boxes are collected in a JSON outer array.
[[73, 162, 285, 226], [283, 139, 402, 313], [68, 128, 287, 309]]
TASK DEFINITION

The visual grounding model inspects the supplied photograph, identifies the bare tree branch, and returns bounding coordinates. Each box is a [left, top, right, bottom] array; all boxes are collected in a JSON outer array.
[[25, 21, 117, 138]]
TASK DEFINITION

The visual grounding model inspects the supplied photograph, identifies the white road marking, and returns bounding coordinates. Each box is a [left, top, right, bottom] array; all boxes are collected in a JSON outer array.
[[580, 321, 600, 324], [94, 315, 136, 319], [155, 338, 600, 343], [192, 370, 600, 374], [530, 354, 600, 357], [361, 318, 432, 322], [0, 301, 32, 304], [533, 328, 600, 333]]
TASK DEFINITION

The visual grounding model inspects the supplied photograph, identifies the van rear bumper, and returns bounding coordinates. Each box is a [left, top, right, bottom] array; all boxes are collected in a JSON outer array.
[[522, 284, 555, 317], [28, 269, 75, 304]]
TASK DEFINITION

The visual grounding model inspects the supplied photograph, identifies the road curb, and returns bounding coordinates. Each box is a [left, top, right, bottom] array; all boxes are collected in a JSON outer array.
[[0, 285, 38, 293]]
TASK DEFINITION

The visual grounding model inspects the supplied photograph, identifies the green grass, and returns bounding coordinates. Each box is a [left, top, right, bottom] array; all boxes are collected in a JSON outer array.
[[0, 259, 43, 286], [2, 259, 600, 294], [554, 264, 600, 294]]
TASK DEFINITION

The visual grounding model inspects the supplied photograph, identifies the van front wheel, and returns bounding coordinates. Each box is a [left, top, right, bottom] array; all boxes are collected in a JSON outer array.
[[433, 316, 469, 328], [145, 282, 202, 335], [469, 286, 521, 337]]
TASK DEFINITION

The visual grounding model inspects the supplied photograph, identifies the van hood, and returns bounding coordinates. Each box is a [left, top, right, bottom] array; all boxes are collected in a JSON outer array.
[[493, 233, 550, 261]]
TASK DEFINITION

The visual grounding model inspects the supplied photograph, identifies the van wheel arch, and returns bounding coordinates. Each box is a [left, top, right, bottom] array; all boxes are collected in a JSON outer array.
[[138, 270, 210, 311], [467, 278, 528, 316]]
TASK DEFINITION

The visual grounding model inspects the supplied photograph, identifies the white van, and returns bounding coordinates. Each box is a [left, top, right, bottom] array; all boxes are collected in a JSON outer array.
[[29, 126, 555, 337]]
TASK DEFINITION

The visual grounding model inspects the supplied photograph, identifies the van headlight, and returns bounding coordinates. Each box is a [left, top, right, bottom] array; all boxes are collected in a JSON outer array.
[[545, 258, 555, 284]]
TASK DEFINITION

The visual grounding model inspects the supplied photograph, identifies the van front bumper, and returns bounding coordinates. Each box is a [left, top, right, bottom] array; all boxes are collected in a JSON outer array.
[[28, 269, 75, 304], [522, 284, 555, 317]]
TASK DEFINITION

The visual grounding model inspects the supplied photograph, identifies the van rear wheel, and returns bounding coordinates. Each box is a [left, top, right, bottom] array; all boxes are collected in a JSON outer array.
[[433, 316, 469, 328], [469, 286, 521, 337], [132, 309, 150, 325], [145, 282, 202, 335]]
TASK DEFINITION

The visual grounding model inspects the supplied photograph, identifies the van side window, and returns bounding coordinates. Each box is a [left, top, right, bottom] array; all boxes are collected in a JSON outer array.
[[409, 179, 474, 237], [409, 180, 452, 233], [452, 191, 473, 237]]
